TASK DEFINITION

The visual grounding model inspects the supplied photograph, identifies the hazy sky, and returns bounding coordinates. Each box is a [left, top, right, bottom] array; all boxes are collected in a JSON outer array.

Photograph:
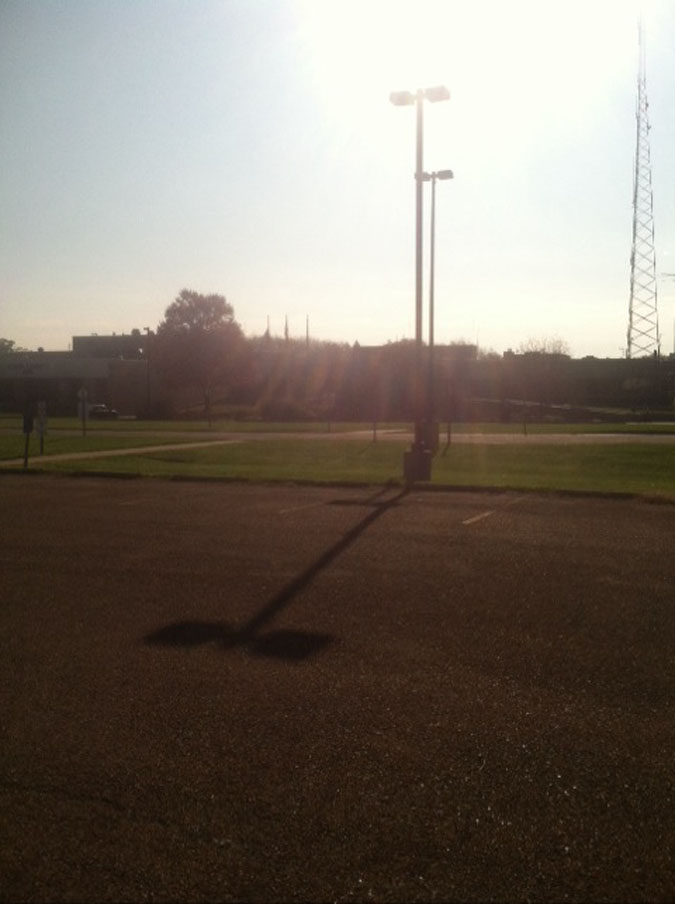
[[2, 0, 674, 358]]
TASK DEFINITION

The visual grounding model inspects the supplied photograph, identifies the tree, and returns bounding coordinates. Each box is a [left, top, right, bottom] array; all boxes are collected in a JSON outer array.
[[0, 338, 28, 354], [514, 336, 572, 406], [155, 289, 245, 419], [159, 290, 236, 334], [517, 336, 571, 356]]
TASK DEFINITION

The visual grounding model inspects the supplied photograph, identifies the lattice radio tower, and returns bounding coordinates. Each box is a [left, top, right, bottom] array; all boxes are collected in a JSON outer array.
[[627, 19, 660, 358]]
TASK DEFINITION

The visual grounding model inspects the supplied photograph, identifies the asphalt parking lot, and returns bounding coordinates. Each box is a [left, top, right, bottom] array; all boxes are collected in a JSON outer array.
[[1, 474, 673, 902]]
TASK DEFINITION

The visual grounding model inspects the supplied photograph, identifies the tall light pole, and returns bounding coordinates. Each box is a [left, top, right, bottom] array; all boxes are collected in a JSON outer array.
[[390, 85, 450, 481], [423, 169, 454, 446]]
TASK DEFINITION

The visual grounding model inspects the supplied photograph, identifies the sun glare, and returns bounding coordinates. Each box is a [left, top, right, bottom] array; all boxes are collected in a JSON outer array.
[[295, 0, 456, 109], [294, 0, 642, 144]]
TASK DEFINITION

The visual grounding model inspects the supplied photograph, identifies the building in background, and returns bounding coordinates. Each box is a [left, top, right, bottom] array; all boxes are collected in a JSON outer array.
[[0, 332, 151, 416]]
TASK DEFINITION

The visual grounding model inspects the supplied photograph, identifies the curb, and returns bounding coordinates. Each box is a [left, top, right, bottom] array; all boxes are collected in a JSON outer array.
[[1, 466, 674, 506]]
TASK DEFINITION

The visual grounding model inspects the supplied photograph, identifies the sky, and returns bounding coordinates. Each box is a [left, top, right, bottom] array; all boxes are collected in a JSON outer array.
[[1, 0, 674, 359]]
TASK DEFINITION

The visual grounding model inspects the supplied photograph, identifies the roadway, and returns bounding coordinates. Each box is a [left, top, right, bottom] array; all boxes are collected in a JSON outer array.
[[1, 475, 673, 902]]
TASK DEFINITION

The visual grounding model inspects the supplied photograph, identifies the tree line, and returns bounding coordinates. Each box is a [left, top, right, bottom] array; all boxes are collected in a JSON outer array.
[[145, 290, 674, 421], [3, 289, 674, 420]]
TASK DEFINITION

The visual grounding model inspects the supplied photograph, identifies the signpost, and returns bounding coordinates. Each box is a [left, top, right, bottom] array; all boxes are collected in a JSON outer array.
[[77, 387, 88, 436], [36, 401, 47, 455], [22, 405, 34, 469]]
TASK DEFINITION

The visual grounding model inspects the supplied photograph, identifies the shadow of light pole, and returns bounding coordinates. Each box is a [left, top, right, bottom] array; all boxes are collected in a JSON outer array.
[[144, 487, 407, 662]]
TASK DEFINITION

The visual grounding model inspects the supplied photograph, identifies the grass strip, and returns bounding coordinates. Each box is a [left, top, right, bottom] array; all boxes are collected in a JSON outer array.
[[2, 416, 674, 437], [0, 417, 391, 435], [29, 438, 675, 500], [0, 433, 205, 462], [437, 421, 675, 436], [434, 442, 675, 496]]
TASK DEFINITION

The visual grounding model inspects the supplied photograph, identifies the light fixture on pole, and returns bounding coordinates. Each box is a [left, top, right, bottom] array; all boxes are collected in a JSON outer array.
[[390, 85, 450, 482], [422, 169, 453, 447]]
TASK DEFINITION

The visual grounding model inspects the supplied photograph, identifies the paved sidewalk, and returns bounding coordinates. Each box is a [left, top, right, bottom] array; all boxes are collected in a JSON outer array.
[[0, 438, 239, 468]]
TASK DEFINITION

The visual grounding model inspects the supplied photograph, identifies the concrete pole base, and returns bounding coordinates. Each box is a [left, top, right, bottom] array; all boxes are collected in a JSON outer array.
[[403, 444, 432, 483]]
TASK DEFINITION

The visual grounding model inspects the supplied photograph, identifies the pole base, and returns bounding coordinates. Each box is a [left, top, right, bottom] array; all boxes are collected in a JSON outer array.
[[421, 420, 440, 454], [403, 443, 432, 483]]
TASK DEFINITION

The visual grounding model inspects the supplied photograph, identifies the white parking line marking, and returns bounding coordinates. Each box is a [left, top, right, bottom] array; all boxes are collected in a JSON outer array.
[[462, 510, 496, 526], [461, 495, 526, 526]]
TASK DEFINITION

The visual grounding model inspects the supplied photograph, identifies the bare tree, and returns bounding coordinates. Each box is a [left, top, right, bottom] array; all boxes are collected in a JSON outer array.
[[517, 336, 571, 356], [0, 338, 28, 354]]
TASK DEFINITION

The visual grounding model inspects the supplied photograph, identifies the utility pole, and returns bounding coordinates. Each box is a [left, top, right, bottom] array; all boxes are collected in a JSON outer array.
[[627, 18, 660, 358]]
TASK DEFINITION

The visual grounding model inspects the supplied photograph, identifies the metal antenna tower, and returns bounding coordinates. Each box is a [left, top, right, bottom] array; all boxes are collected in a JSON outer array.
[[627, 19, 660, 358]]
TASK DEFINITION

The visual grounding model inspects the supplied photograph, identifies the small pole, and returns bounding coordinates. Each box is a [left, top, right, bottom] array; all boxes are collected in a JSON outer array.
[[442, 420, 451, 456], [22, 407, 34, 468], [37, 401, 46, 455], [78, 386, 88, 437], [145, 329, 152, 415]]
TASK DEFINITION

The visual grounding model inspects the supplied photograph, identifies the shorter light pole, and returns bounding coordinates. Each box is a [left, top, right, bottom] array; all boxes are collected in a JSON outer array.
[[423, 169, 453, 446]]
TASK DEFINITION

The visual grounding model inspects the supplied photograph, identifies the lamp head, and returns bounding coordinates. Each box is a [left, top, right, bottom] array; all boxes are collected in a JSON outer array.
[[389, 90, 416, 106], [424, 85, 450, 103]]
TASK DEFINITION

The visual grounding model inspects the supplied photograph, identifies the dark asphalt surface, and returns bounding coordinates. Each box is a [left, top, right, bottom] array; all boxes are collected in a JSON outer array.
[[1, 475, 673, 903]]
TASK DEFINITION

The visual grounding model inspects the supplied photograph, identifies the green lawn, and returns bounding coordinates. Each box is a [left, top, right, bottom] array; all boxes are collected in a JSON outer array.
[[19, 436, 675, 501], [0, 415, 390, 435], [434, 442, 675, 496], [0, 433, 204, 462]]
